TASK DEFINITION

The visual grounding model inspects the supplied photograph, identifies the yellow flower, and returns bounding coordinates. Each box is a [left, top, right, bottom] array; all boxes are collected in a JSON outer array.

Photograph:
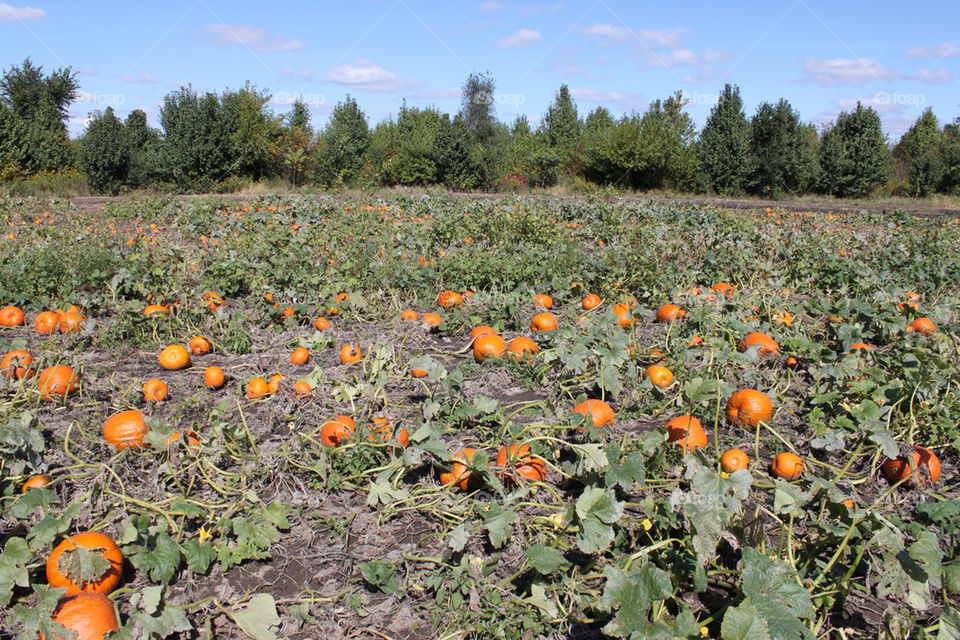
[[547, 512, 565, 528], [700, 626, 709, 637], [721, 471, 730, 479], [641, 518, 653, 531], [198, 526, 212, 543]]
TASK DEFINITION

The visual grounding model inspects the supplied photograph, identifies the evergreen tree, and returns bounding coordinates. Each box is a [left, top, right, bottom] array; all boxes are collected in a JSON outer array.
[[542, 84, 582, 159], [78, 107, 129, 194], [287, 99, 311, 133], [817, 103, 889, 197], [698, 84, 752, 194], [634, 92, 698, 190], [893, 109, 945, 197], [315, 95, 369, 187], [941, 118, 960, 194], [583, 107, 617, 184], [749, 98, 817, 196]]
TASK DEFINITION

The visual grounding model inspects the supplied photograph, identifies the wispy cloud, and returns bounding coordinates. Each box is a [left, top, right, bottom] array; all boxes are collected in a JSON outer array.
[[570, 87, 646, 112], [646, 48, 698, 68], [539, 59, 604, 81], [119, 71, 156, 85], [916, 68, 952, 84], [496, 28, 542, 49], [905, 42, 960, 59], [324, 62, 418, 93], [279, 67, 314, 80], [71, 66, 98, 77], [202, 24, 303, 52], [479, 1, 505, 11], [801, 58, 900, 86], [0, 2, 45, 21], [579, 23, 682, 50]]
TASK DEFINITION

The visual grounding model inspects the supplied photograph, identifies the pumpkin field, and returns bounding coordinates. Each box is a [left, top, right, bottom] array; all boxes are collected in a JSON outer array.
[[1, 193, 959, 640]]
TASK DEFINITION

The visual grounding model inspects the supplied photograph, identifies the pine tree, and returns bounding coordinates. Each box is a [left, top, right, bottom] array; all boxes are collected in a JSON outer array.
[[817, 103, 889, 197], [698, 84, 752, 194]]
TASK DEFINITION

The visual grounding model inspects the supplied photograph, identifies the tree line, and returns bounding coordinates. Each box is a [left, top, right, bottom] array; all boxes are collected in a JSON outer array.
[[2, 58, 959, 198]]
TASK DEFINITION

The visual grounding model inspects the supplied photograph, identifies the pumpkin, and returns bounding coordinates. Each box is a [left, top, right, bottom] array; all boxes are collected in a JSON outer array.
[[421, 312, 442, 330], [439, 448, 477, 490], [189, 335, 212, 355], [665, 415, 706, 451], [143, 304, 169, 317], [469, 325, 497, 342], [533, 294, 553, 309], [400, 309, 419, 322], [291, 380, 312, 399], [203, 291, 223, 311], [0, 305, 25, 326], [142, 378, 168, 402], [102, 410, 149, 451], [473, 333, 506, 363], [58, 311, 85, 334], [314, 316, 332, 331], [411, 367, 429, 378], [368, 416, 408, 447], [38, 365, 78, 399], [710, 282, 735, 297], [507, 336, 539, 360], [50, 592, 119, 640], [771, 452, 803, 480], [165, 430, 201, 449], [204, 366, 225, 389], [645, 364, 674, 388], [267, 374, 285, 393], [320, 415, 355, 446], [437, 290, 464, 309], [340, 344, 362, 363], [531, 312, 558, 332], [581, 294, 601, 310], [46, 531, 123, 595], [785, 356, 800, 369], [738, 332, 780, 356], [612, 303, 634, 327], [906, 317, 936, 335], [246, 377, 270, 398], [35, 310, 60, 334], [21, 473, 52, 492], [290, 347, 309, 365], [655, 304, 685, 323], [881, 446, 940, 486], [158, 345, 190, 370], [1, 349, 36, 380], [495, 443, 546, 483], [725, 389, 773, 429], [572, 399, 615, 428], [720, 448, 750, 473]]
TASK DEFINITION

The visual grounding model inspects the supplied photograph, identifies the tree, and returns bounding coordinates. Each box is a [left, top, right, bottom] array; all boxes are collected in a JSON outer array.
[[221, 83, 278, 181], [749, 99, 817, 196], [893, 109, 945, 197], [460, 72, 497, 145], [583, 107, 618, 184], [124, 110, 162, 187], [941, 118, 960, 194], [542, 84, 582, 166], [817, 103, 889, 197], [698, 84, 752, 194], [315, 96, 369, 187], [78, 107, 129, 194], [634, 92, 698, 190], [384, 103, 447, 185], [0, 58, 77, 124], [159, 86, 234, 190], [287, 99, 311, 134]]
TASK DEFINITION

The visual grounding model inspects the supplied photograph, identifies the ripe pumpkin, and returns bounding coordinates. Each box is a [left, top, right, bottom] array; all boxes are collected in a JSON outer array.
[[421, 312, 442, 330], [469, 325, 497, 342], [495, 443, 547, 483], [507, 336, 539, 360], [665, 415, 706, 451], [291, 380, 312, 399], [340, 344, 362, 364], [738, 332, 780, 356], [58, 311, 85, 334], [645, 364, 674, 388], [290, 347, 309, 365], [725, 389, 773, 429], [142, 378, 168, 402], [581, 294, 601, 310], [267, 374, 285, 393], [473, 334, 506, 363], [204, 366, 225, 389], [35, 310, 60, 334], [38, 365, 78, 399], [612, 303, 634, 327], [411, 367, 429, 378], [50, 592, 119, 640], [437, 290, 464, 309], [400, 309, 419, 322], [439, 448, 477, 490], [573, 399, 615, 429], [881, 446, 940, 486], [531, 312, 558, 332], [203, 291, 223, 311], [655, 304, 685, 323], [848, 342, 872, 353], [710, 282, 735, 297], [314, 316, 332, 331], [102, 410, 149, 451], [0, 305, 25, 326], [720, 449, 750, 473], [46, 531, 123, 595], [533, 294, 553, 309], [21, 473, 52, 492], [158, 345, 190, 370], [143, 304, 169, 317], [785, 356, 800, 369], [246, 377, 270, 398], [906, 317, 936, 335], [189, 336, 212, 355], [320, 415, 355, 446], [771, 452, 803, 480], [2, 349, 36, 380]]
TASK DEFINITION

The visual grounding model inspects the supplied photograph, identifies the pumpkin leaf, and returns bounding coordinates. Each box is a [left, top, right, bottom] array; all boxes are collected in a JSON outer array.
[[227, 593, 281, 640]]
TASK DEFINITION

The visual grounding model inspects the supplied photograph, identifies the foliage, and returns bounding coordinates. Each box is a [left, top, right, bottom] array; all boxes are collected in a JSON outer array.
[[817, 102, 890, 197], [698, 84, 753, 195]]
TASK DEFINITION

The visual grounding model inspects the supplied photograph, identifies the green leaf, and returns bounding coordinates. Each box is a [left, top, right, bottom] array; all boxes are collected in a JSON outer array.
[[721, 602, 770, 640], [27, 501, 81, 549], [447, 523, 470, 552], [227, 593, 281, 640], [9, 584, 69, 640], [597, 564, 672, 637], [128, 531, 181, 584], [0, 537, 30, 607], [359, 559, 398, 595], [740, 548, 813, 640], [182, 538, 216, 574], [575, 487, 623, 553], [367, 479, 409, 507], [484, 507, 516, 549], [7, 487, 57, 519], [525, 544, 570, 575], [573, 443, 609, 475], [114, 585, 192, 640], [605, 443, 645, 490], [772, 480, 812, 515], [940, 606, 960, 640]]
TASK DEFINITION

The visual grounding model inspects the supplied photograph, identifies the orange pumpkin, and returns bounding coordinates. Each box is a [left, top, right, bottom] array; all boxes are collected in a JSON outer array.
[[572, 399, 615, 429], [720, 448, 750, 473], [246, 377, 270, 398], [738, 332, 780, 356], [102, 410, 149, 451], [1, 349, 36, 380], [340, 344, 362, 363], [142, 378, 168, 402], [771, 452, 803, 480], [35, 310, 60, 334], [506, 336, 539, 360], [645, 364, 674, 388], [665, 415, 706, 451], [46, 531, 123, 595], [314, 316, 332, 331], [612, 303, 634, 327], [50, 592, 119, 640], [710, 282, 735, 297], [725, 389, 773, 429], [291, 380, 312, 399], [203, 291, 223, 311], [906, 317, 936, 335], [531, 312, 558, 332], [38, 365, 78, 399], [473, 334, 506, 363], [881, 446, 940, 486], [189, 336, 212, 355], [320, 415, 355, 446], [400, 309, 419, 322], [290, 347, 309, 365], [21, 473, 52, 492], [158, 345, 190, 370], [533, 294, 553, 309], [421, 312, 442, 330], [58, 311, 85, 334], [204, 366, 225, 389], [581, 294, 601, 310], [469, 325, 497, 343], [439, 448, 477, 490], [143, 304, 170, 317], [0, 305, 25, 326], [655, 304, 685, 323], [495, 443, 547, 483], [437, 290, 464, 309]]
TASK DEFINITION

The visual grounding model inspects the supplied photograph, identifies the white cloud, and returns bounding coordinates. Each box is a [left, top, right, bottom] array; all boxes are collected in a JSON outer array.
[[71, 66, 98, 77], [203, 24, 303, 52], [801, 58, 900, 86], [324, 63, 417, 93], [821, 95, 922, 138], [580, 22, 629, 46], [639, 28, 683, 50], [916, 67, 952, 84], [480, 1, 505, 10], [279, 67, 314, 80], [703, 49, 732, 64], [539, 59, 603, 81], [496, 28, 542, 49], [647, 48, 699, 68], [570, 88, 646, 112], [0, 2, 44, 21], [905, 42, 960, 58], [119, 72, 156, 85], [580, 24, 683, 50]]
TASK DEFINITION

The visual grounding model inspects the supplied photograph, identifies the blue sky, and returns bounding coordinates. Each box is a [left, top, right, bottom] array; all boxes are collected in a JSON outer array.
[[2, 0, 958, 140]]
